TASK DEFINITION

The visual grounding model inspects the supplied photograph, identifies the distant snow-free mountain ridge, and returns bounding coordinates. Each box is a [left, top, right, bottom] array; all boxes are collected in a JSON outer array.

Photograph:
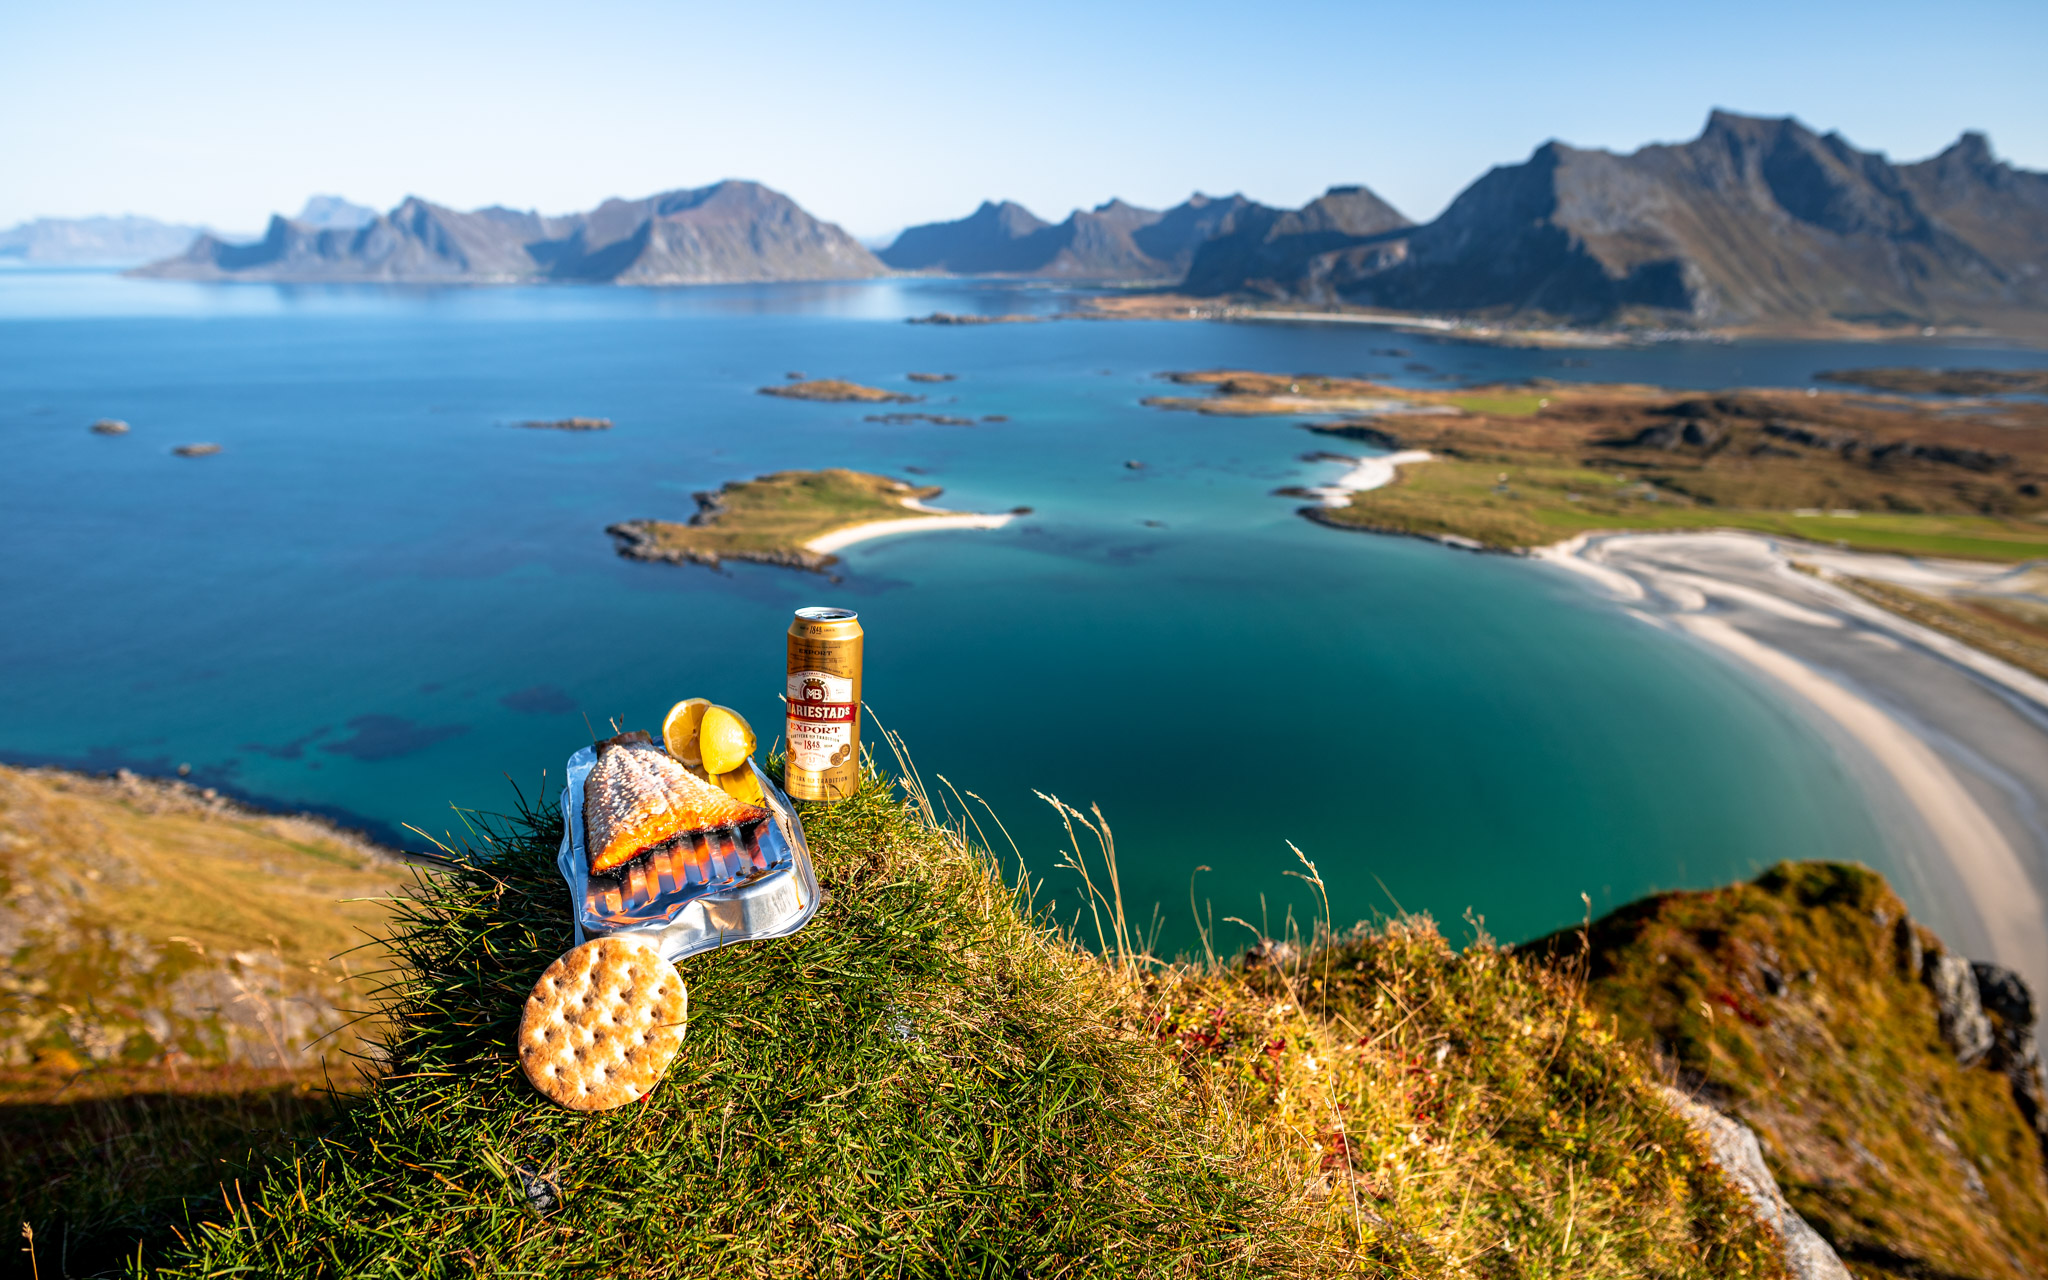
[[885, 110, 2048, 330], [96, 110, 2048, 332], [1243, 110, 2048, 330], [136, 182, 884, 285], [879, 193, 1266, 281], [0, 215, 210, 265]]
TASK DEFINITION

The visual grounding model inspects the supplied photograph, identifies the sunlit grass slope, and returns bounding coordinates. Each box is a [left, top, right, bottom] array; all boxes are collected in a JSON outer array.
[[0, 765, 404, 1072], [1537, 863, 2048, 1279], [142, 765, 1786, 1278], [0, 764, 406, 1272]]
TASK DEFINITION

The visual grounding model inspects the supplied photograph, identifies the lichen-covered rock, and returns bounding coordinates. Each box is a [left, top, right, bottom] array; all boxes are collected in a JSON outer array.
[[1239, 937, 1301, 971], [1660, 1087, 1852, 1280], [1547, 862, 2048, 1277], [1926, 950, 1994, 1066], [1974, 962, 2048, 1155]]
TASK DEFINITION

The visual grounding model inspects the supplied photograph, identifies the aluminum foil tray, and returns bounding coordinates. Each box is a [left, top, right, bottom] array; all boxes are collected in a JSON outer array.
[[557, 745, 821, 963]]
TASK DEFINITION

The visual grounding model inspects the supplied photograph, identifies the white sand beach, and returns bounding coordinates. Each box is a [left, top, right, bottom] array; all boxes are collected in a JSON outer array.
[[1538, 531, 2048, 992], [804, 497, 1015, 555], [1304, 450, 1434, 507]]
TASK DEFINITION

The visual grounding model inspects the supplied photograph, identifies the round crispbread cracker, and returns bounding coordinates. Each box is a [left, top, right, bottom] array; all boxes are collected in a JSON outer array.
[[518, 935, 687, 1111]]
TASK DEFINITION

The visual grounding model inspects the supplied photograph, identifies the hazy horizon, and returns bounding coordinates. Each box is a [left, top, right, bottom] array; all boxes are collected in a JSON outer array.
[[4, 0, 2045, 240]]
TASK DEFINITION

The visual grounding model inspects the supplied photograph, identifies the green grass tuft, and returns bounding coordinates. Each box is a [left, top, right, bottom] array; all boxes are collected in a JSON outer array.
[[144, 773, 1306, 1278], [19, 760, 1828, 1276]]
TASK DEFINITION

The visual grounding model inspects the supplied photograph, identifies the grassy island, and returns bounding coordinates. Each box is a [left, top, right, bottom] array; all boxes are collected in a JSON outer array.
[[608, 468, 984, 572], [1151, 371, 2048, 561], [758, 378, 915, 404]]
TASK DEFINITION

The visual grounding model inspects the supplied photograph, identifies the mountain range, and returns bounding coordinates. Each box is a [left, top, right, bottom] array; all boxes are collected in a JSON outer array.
[[881, 112, 2046, 330], [879, 194, 1259, 280], [0, 199, 367, 266], [136, 182, 883, 285], [1198, 110, 2048, 329], [103, 110, 2048, 331]]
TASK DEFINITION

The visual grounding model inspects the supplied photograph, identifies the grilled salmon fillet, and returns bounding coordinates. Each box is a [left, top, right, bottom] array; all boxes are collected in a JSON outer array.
[[584, 737, 767, 876]]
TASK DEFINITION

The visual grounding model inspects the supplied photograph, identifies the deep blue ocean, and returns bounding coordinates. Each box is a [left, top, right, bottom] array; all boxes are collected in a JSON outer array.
[[5, 269, 2043, 955]]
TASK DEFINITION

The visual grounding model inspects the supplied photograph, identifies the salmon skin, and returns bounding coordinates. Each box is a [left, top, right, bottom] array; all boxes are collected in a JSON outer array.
[[592, 825, 769, 919]]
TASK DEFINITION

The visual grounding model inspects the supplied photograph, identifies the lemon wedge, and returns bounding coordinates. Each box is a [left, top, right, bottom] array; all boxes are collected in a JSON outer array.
[[698, 706, 756, 776], [715, 763, 766, 806], [661, 698, 711, 766]]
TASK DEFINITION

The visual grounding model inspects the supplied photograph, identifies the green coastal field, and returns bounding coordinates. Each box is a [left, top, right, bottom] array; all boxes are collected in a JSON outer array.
[[1324, 454, 2048, 561], [1154, 371, 2048, 562]]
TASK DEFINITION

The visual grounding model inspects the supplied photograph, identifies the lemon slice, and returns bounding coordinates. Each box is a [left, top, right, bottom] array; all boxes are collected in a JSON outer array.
[[715, 764, 766, 807], [661, 698, 711, 766], [698, 706, 755, 776]]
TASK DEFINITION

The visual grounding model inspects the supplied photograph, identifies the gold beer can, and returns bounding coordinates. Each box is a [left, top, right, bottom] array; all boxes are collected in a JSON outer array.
[[784, 606, 863, 802]]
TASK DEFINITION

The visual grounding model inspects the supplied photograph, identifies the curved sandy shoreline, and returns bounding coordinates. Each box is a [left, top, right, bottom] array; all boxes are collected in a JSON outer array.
[[804, 498, 1015, 554], [1538, 530, 2048, 992], [1304, 450, 1434, 506]]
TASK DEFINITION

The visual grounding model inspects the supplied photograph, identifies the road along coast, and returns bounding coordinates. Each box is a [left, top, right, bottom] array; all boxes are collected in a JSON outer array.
[[1537, 531, 2048, 994]]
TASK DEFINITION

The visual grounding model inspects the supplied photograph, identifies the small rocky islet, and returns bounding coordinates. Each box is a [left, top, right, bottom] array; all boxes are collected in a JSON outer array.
[[513, 416, 613, 431], [758, 378, 915, 404], [865, 412, 976, 426]]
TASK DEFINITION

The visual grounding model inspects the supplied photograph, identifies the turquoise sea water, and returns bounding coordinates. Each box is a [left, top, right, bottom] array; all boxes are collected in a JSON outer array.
[[4, 270, 2042, 955]]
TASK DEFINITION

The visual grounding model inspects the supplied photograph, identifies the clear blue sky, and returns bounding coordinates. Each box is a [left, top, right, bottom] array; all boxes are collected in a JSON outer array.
[[4, 0, 2043, 239]]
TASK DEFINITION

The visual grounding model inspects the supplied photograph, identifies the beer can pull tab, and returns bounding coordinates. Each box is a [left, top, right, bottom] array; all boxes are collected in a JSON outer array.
[[784, 607, 863, 803]]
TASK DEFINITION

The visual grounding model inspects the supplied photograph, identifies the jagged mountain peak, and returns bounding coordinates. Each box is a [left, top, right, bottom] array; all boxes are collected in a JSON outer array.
[[1180, 181, 1410, 298], [881, 193, 1215, 280], [1283, 112, 2048, 329]]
